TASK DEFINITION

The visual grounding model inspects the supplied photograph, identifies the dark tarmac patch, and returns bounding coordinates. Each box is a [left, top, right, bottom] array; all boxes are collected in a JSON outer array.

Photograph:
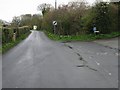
[[104, 45, 119, 51], [79, 57, 83, 60], [67, 45, 73, 49], [75, 52, 81, 56], [76, 64, 98, 71], [76, 53, 98, 71], [65, 44, 73, 49], [64, 43, 98, 72], [63, 44, 73, 49], [61, 41, 71, 43], [76, 65, 85, 67], [86, 65, 98, 71]]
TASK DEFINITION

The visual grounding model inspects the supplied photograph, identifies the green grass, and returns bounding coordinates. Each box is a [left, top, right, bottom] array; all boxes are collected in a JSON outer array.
[[2, 32, 31, 53], [45, 31, 120, 42]]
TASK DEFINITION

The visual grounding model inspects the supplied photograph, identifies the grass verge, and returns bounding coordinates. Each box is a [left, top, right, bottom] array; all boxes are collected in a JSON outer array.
[[2, 32, 31, 54], [45, 31, 120, 42]]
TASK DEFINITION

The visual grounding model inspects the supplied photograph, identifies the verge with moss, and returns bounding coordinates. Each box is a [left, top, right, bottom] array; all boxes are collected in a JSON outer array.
[[45, 31, 120, 42]]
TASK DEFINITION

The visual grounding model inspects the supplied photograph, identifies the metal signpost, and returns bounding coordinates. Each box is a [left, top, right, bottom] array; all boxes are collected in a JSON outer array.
[[93, 26, 99, 35], [53, 21, 57, 34]]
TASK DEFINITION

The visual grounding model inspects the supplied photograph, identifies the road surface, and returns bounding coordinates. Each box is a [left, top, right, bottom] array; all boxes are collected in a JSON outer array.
[[3, 31, 118, 88], [94, 37, 119, 50]]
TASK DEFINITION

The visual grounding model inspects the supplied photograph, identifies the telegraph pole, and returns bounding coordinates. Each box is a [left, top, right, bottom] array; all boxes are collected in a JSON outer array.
[[55, 0, 57, 10], [54, 0, 57, 34]]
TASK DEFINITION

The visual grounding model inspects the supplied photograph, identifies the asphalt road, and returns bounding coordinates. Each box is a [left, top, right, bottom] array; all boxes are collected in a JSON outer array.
[[94, 37, 119, 50], [2, 31, 118, 88]]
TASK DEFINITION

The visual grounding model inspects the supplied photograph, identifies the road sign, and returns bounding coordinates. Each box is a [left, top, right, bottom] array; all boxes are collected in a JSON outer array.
[[33, 25, 37, 30], [53, 21, 57, 26], [52, 21, 57, 34]]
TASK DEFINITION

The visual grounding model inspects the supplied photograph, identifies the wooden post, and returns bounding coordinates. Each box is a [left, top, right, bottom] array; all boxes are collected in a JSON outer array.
[[13, 33, 16, 42]]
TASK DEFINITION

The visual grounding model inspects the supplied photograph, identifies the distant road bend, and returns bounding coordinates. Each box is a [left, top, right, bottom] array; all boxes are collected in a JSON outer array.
[[3, 30, 118, 88]]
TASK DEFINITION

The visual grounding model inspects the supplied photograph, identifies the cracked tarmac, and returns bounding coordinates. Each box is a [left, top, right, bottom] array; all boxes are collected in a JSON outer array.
[[2, 31, 118, 88]]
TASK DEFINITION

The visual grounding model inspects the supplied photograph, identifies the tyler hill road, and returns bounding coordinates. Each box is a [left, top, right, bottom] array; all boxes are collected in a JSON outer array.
[[3, 31, 118, 88]]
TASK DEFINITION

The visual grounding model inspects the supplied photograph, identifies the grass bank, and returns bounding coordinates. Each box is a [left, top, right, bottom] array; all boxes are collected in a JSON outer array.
[[2, 32, 31, 53], [45, 31, 120, 42]]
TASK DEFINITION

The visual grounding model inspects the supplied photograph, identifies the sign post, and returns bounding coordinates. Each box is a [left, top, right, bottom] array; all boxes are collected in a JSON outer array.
[[53, 21, 57, 34], [13, 33, 16, 42]]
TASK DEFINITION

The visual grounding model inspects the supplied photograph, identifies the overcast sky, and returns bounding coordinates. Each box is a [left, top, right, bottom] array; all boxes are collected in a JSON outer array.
[[0, 0, 109, 22]]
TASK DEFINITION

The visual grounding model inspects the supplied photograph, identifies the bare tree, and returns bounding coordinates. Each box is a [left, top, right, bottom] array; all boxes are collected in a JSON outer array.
[[11, 16, 21, 27], [37, 3, 53, 16]]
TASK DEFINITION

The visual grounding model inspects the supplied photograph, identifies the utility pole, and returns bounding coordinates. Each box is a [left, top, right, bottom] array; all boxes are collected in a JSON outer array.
[[55, 0, 57, 10]]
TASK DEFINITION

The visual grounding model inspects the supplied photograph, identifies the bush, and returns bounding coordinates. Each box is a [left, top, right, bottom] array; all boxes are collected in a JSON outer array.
[[2, 26, 30, 44]]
